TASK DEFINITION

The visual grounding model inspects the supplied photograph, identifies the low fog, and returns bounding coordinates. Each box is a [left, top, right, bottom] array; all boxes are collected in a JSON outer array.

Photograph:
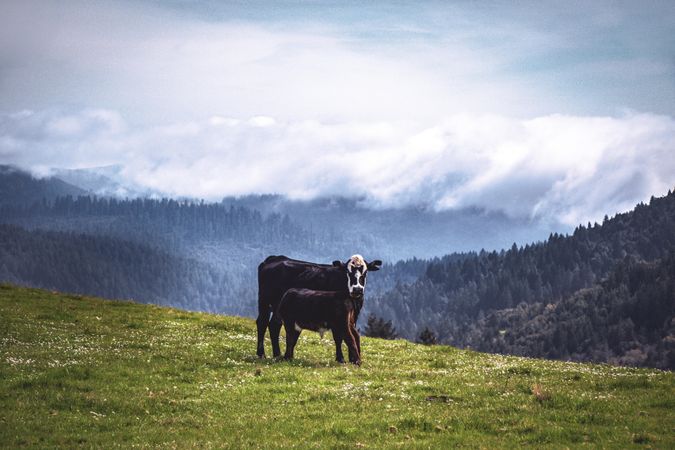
[[2, 108, 674, 227]]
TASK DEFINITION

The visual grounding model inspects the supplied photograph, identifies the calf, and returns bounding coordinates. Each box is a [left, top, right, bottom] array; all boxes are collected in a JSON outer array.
[[277, 288, 363, 365]]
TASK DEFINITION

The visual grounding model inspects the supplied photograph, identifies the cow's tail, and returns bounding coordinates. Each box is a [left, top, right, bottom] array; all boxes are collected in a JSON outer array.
[[271, 291, 288, 326], [271, 303, 283, 326]]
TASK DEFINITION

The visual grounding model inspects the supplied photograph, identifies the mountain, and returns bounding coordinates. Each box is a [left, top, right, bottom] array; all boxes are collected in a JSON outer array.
[[0, 165, 87, 206], [368, 190, 675, 368], [52, 165, 158, 198], [1, 165, 565, 262], [1, 284, 673, 448], [1, 165, 568, 266], [221, 194, 562, 261]]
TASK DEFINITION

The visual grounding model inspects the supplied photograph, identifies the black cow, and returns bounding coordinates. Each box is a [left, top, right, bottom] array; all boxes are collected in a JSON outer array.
[[256, 254, 381, 358], [277, 288, 362, 364]]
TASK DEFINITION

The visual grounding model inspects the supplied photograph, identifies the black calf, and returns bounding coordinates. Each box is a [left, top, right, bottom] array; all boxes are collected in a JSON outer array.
[[276, 288, 363, 365]]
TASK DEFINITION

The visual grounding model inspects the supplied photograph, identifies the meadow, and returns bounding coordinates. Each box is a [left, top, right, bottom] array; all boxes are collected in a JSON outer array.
[[1, 284, 673, 448]]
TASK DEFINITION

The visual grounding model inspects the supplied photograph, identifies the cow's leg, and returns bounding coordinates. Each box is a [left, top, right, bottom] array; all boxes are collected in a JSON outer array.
[[269, 318, 283, 358], [344, 319, 361, 365], [256, 305, 270, 359], [351, 323, 361, 355], [333, 330, 345, 363], [348, 324, 361, 362]]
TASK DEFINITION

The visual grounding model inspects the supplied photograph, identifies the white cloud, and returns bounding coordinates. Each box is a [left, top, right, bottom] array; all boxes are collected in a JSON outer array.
[[248, 116, 277, 128], [2, 108, 673, 226]]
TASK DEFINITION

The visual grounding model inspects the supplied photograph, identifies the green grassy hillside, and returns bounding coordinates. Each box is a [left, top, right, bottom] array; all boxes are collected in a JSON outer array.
[[1, 285, 673, 448]]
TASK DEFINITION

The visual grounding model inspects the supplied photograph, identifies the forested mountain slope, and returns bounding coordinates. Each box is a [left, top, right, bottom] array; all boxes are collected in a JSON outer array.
[[0, 224, 250, 315], [465, 254, 675, 369], [368, 190, 675, 368]]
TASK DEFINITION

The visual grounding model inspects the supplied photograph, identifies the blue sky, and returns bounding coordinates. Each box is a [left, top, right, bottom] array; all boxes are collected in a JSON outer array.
[[1, 0, 674, 225]]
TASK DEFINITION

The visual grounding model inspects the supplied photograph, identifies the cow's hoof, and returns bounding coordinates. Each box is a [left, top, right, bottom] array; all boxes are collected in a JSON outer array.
[[257, 353, 266, 359]]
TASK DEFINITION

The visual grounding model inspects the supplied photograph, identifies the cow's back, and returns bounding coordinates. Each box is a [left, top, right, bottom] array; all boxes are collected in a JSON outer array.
[[258, 256, 338, 309]]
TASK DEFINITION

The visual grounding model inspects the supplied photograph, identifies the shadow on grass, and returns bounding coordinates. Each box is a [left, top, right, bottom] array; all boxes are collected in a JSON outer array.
[[243, 354, 353, 369]]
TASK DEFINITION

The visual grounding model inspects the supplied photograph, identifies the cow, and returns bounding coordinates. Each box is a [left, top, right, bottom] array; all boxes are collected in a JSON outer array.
[[276, 288, 362, 364], [256, 254, 381, 358]]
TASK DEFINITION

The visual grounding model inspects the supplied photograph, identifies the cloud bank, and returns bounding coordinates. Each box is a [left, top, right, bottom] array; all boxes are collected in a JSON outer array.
[[2, 108, 673, 226], [1, 1, 674, 227]]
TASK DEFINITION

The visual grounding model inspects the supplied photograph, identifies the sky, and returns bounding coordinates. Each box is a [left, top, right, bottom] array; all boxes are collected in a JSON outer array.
[[1, 0, 674, 226]]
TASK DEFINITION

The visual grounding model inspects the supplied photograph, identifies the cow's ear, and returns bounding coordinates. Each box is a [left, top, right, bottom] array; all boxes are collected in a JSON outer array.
[[332, 260, 343, 268], [367, 260, 382, 271]]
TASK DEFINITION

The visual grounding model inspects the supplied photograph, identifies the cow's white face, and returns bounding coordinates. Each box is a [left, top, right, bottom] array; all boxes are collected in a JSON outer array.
[[346, 255, 367, 298], [334, 255, 382, 298]]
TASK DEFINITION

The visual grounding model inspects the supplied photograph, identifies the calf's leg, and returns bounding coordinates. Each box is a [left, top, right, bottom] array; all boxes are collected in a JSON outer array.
[[283, 324, 301, 360], [343, 319, 361, 365]]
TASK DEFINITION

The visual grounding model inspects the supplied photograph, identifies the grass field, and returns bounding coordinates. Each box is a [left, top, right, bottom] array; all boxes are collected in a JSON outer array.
[[1, 284, 673, 448]]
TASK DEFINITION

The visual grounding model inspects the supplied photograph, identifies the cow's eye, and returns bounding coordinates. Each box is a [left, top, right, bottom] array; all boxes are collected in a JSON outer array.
[[359, 276, 365, 284]]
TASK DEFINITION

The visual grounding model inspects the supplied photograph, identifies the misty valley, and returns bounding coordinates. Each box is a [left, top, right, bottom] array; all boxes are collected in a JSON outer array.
[[1, 165, 673, 370]]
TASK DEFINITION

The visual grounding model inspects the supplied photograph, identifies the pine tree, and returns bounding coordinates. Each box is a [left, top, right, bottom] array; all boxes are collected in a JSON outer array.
[[418, 327, 437, 345], [364, 315, 398, 340]]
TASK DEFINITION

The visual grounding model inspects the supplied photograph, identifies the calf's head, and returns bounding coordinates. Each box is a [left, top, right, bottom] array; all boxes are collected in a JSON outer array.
[[333, 254, 382, 297]]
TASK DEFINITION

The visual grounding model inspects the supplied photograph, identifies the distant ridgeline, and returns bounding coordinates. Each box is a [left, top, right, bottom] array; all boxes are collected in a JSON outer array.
[[0, 165, 86, 206], [0, 165, 673, 369], [367, 191, 675, 370]]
